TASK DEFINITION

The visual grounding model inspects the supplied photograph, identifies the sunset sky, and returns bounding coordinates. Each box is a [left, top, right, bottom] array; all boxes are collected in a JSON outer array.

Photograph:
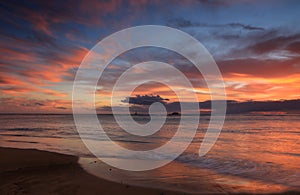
[[1, 0, 300, 113]]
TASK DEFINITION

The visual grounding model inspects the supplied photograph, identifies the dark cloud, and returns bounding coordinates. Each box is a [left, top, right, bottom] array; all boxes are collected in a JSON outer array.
[[217, 29, 300, 61], [122, 95, 169, 105], [176, 0, 252, 8], [286, 41, 300, 54], [195, 0, 228, 6], [168, 18, 264, 31], [227, 23, 265, 31], [247, 33, 300, 54], [218, 57, 300, 78]]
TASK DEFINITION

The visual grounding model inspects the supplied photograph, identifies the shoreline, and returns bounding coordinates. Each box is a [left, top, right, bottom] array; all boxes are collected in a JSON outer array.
[[0, 147, 299, 195]]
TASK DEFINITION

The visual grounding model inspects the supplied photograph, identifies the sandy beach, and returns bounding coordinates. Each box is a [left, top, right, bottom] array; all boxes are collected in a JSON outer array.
[[0, 147, 184, 195]]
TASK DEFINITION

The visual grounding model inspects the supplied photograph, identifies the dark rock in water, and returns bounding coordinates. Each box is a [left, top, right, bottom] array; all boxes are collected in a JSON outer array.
[[169, 112, 180, 116]]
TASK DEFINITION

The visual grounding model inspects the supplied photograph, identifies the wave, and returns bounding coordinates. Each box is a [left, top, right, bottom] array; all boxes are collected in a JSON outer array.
[[1, 127, 53, 132], [176, 153, 300, 188], [5, 140, 39, 144]]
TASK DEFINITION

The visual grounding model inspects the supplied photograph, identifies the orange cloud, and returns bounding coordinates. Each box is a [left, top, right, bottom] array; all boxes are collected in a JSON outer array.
[[0, 97, 72, 113]]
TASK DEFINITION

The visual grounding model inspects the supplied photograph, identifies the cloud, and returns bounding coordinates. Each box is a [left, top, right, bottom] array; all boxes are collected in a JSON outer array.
[[286, 41, 300, 54], [0, 30, 88, 96], [168, 18, 264, 31], [218, 58, 300, 78], [214, 29, 300, 61], [122, 95, 169, 105], [0, 0, 154, 34], [0, 73, 68, 97], [246, 33, 300, 55], [0, 98, 72, 113]]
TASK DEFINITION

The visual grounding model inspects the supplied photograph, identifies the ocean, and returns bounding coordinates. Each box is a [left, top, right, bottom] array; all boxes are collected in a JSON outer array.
[[0, 114, 299, 193]]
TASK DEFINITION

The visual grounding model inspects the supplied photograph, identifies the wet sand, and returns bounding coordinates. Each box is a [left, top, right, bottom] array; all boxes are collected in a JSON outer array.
[[0, 147, 299, 195]]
